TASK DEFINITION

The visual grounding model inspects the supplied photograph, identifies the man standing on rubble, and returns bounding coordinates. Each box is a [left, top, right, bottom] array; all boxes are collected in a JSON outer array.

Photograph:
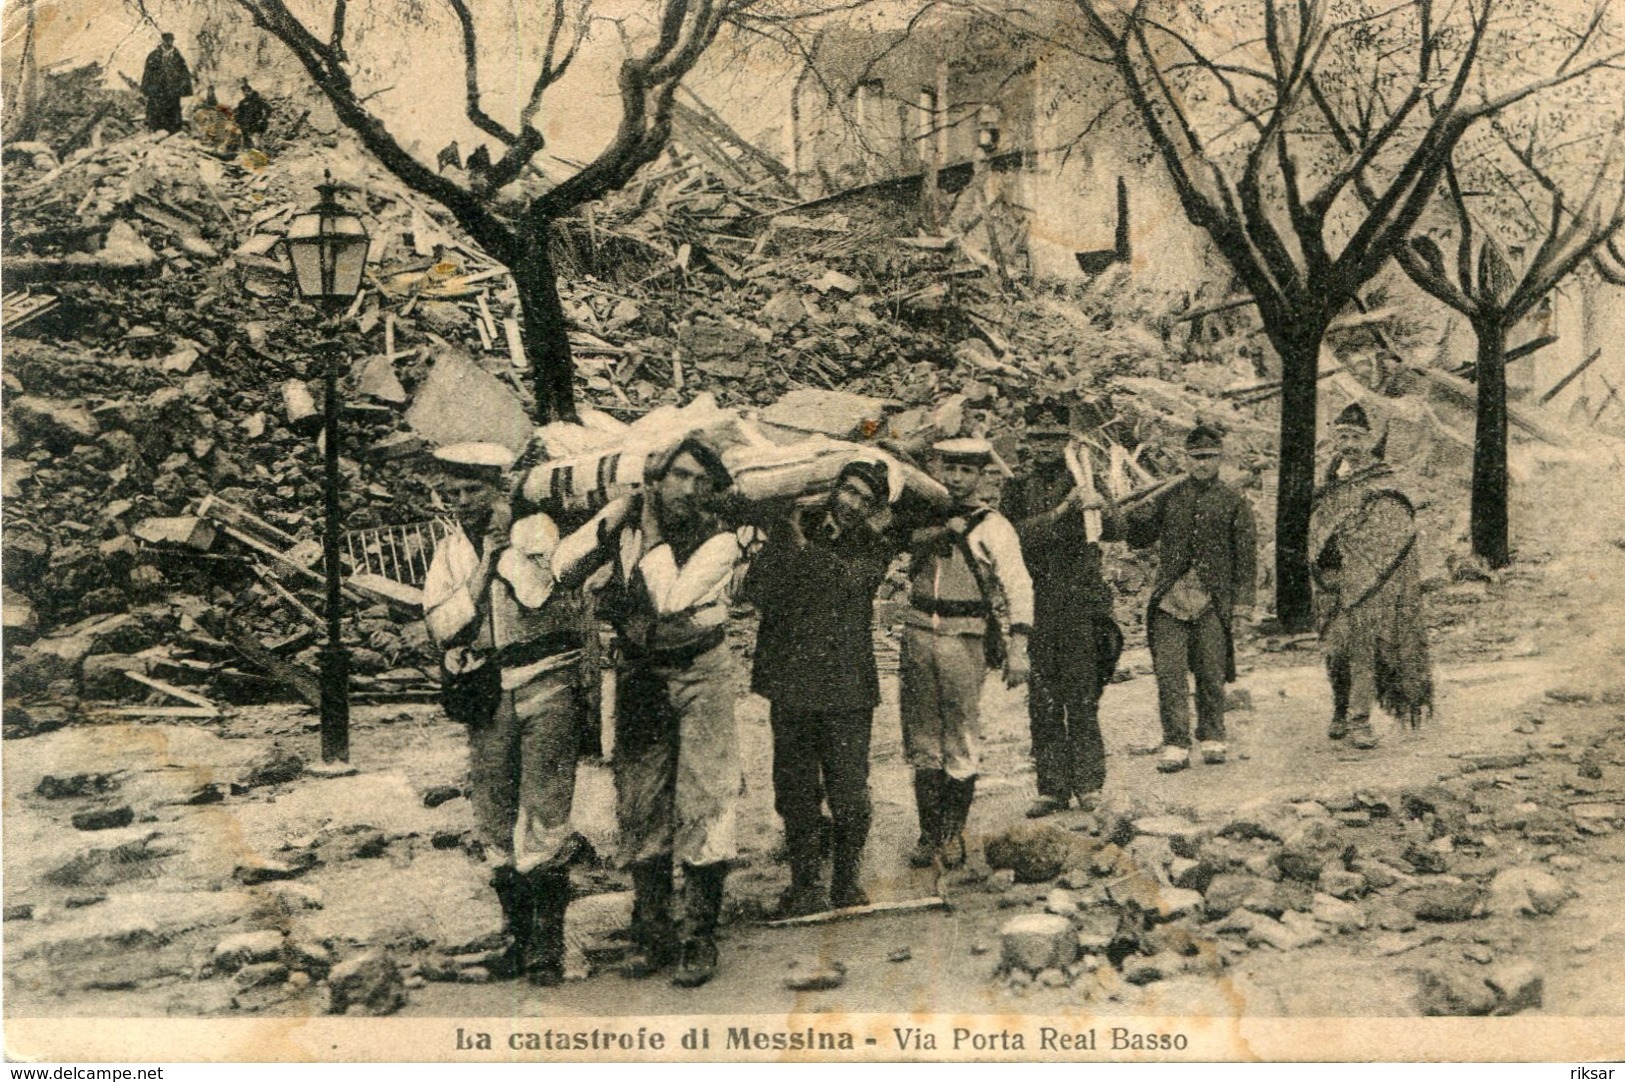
[[552, 433, 755, 989], [422, 443, 586, 987], [1121, 424, 1257, 774], [1311, 403, 1434, 748], [744, 458, 897, 916], [902, 438, 1033, 868], [235, 80, 270, 150], [1002, 399, 1124, 817], [140, 32, 192, 134]]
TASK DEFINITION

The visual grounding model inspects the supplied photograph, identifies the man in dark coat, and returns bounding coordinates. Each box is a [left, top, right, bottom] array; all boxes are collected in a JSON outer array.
[[235, 80, 270, 150], [141, 33, 192, 134], [1002, 399, 1123, 817], [743, 458, 896, 916], [1311, 403, 1434, 748], [1121, 424, 1257, 774]]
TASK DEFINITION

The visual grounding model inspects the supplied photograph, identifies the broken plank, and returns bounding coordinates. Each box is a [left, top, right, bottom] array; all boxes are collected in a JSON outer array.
[[504, 318, 526, 370], [1414, 365, 1571, 446], [765, 895, 948, 927], [122, 670, 217, 709], [218, 525, 325, 586], [198, 494, 300, 548], [252, 563, 323, 630], [224, 621, 321, 707], [1539, 348, 1604, 405], [99, 706, 223, 719], [476, 292, 498, 344]]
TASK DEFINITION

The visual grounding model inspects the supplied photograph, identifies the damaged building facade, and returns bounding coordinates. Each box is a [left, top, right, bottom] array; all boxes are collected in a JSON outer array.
[[762, 8, 1208, 285]]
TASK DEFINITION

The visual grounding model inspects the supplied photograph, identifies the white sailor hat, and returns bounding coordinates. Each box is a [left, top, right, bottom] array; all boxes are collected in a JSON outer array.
[[432, 441, 516, 479], [931, 436, 994, 464]]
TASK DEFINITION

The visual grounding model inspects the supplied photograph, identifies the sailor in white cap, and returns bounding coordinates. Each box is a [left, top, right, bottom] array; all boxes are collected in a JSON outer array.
[[901, 437, 1033, 870], [422, 442, 587, 986]]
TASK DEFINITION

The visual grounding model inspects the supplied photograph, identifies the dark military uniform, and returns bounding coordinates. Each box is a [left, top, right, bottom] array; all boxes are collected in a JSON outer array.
[[745, 501, 896, 911], [1004, 468, 1123, 806], [1123, 474, 1257, 750]]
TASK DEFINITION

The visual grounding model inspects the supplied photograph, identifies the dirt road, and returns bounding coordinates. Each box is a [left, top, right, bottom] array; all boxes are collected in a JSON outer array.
[[6, 445, 1624, 1020]]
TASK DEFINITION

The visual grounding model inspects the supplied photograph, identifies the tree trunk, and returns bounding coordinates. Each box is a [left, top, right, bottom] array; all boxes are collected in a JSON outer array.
[[513, 218, 578, 424], [1470, 317, 1511, 568], [1274, 331, 1323, 632]]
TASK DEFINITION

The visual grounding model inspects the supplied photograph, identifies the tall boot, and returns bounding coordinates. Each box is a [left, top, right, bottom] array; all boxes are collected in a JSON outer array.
[[524, 868, 571, 986], [829, 820, 870, 909], [672, 861, 727, 988], [489, 865, 533, 980], [908, 769, 945, 868], [622, 855, 674, 979], [939, 775, 977, 869], [1328, 659, 1351, 741], [774, 818, 825, 919]]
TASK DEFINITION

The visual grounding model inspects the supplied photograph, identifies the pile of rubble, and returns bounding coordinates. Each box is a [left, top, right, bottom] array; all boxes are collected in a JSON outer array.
[[7, 81, 1517, 726], [0, 100, 1276, 719], [975, 700, 1625, 1014]]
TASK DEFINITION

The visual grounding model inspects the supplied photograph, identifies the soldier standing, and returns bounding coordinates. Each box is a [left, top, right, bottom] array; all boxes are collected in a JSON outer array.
[[1311, 403, 1434, 748], [1122, 425, 1257, 774], [422, 443, 586, 986], [552, 433, 754, 989], [901, 438, 1033, 868], [140, 33, 192, 134], [744, 458, 897, 916], [1003, 400, 1124, 817]]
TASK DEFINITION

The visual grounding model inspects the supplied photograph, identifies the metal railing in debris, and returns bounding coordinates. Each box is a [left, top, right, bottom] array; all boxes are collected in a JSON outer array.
[[343, 517, 458, 587]]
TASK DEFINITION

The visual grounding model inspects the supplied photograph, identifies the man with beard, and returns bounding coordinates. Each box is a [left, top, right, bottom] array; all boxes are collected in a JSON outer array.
[[744, 458, 897, 916], [422, 443, 586, 986], [1121, 425, 1257, 774], [901, 438, 1032, 869], [552, 433, 754, 988], [1002, 399, 1124, 817], [140, 33, 192, 134], [1311, 403, 1434, 748]]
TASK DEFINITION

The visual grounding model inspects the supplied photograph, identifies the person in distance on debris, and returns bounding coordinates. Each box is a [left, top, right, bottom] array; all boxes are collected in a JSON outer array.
[[422, 442, 589, 987], [552, 432, 758, 989], [1121, 424, 1257, 774], [1311, 403, 1434, 749], [743, 457, 899, 917], [901, 437, 1033, 869], [235, 80, 270, 151], [141, 32, 193, 134], [1002, 398, 1124, 818]]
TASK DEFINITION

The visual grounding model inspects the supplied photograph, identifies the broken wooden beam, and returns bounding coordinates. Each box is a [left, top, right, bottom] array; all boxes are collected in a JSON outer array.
[[223, 621, 321, 708], [130, 516, 217, 551], [1539, 348, 1604, 405], [122, 670, 218, 710], [764, 895, 949, 927], [1451, 334, 1559, 377], [1412, 365, 1570, 446]]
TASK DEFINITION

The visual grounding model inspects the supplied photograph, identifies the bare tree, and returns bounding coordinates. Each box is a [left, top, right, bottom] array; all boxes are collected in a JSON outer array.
[[1387, 101, 1625, 567], [229, 0, 753, 422], [1073, 0, 1623, 630]]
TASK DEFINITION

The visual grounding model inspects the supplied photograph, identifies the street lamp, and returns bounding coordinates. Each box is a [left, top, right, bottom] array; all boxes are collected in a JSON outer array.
[[281, 171, 370, 763]]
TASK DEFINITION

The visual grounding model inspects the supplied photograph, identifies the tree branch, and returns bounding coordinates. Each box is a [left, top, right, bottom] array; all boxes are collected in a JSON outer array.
[[443, 0, 517, 146]]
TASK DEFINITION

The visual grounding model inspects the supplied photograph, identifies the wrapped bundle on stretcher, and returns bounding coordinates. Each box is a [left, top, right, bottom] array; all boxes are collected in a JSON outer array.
[[518, 396, 951, 520]]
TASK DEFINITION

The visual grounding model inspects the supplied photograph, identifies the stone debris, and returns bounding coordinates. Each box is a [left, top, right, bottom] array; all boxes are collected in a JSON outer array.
[[1417, 960, 1544, 1016], [1000, 913, 1080, 974], [326, 950, 407, 1016], [1485, 867, 1569, 917], [212, 929, 286, 972], [69, 805, 135, 831], [783, 957, 846, 991]]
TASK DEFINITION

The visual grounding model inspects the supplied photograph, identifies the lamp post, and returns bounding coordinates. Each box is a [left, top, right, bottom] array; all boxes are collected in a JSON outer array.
[[281, 171, 370, 763]]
